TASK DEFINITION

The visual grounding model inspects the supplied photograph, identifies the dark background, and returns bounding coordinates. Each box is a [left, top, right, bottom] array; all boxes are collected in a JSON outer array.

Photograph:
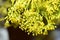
[[8, 27, 34, 40]]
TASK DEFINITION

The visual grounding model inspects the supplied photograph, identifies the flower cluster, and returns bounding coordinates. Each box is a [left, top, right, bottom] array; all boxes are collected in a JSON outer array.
[[0, 0, 60, 36]]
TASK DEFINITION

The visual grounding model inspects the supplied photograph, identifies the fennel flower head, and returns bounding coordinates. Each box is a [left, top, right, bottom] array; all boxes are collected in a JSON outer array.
[[0, 0, 60, 36]]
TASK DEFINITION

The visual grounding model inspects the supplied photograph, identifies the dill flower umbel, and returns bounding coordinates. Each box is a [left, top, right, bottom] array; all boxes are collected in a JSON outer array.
[[0, 0, 60, 36]]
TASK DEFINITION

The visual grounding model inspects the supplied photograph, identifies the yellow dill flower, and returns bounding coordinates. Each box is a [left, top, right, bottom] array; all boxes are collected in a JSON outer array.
[[0, 0, 60, 36]]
